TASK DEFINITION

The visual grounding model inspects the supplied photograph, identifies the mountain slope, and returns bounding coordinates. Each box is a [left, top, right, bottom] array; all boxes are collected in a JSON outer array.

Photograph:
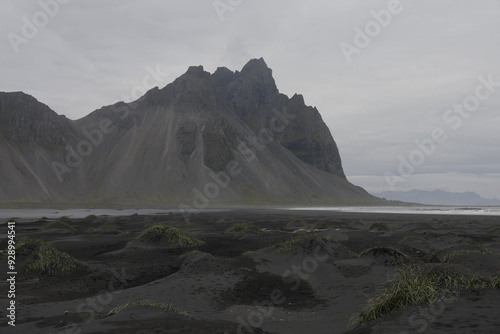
[[0, 59, 382, 206]]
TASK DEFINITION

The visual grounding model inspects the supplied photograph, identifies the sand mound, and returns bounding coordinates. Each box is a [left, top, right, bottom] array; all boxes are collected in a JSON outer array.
[[16, 237, 85, 275], [359, 246, 410, 264], [218, 271, 325, 311], [129, 225, 205, 248], [267, 233, 352, 258]]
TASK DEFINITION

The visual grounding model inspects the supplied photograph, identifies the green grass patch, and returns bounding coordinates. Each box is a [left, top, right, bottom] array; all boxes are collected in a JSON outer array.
[[108, 299, 189, 316], [58, 216, 72, 223], [17, 237, 84, 274], [311, 221, 329, 230], [89, 222, 122, 234], [268, 233, 317, 253], [348, 219, 364, 229], [44, 219, 76, 232], [286, 219, 309, 228], [487, 225, 500, 234], [435, 219, 452, 227], [266, 233, 349, 254], [16, 237, 41, 255], [369, 222, 389, 232], [441, 247, 492, 263], [225, 222, 262, 235], [350, 264, 500, 326], [129, 225, 205, 248], [177, 249, 213, 262], [359, 246, 410, 262]]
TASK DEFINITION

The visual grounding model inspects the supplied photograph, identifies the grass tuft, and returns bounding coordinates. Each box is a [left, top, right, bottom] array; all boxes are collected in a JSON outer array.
[[265, 233, 349, 254], [350, 264, 500, 326], [176, 249, 213, 263], [441, 247, 492, 263], [58, 216, 72, 223], [369, 222, 389, 232], [311, 221, 330, 230], [17, 237, 84, 274], [435, 219, 452, 227], [286, 218, 309, 228], [359, 246, 410, 262], [129, 225, 205, 248], [89, 222, 122, 234], [44, 220, 76, 232], [267, 233, 317, 253], [108, 299, 189, 316], [487, 225, 500, 234], [225, 222, 262, 235]]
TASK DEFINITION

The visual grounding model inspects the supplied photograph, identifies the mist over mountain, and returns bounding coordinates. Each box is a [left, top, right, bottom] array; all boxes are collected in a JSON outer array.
[[373, 189, 500, 206], [0, 58, 382, 207]]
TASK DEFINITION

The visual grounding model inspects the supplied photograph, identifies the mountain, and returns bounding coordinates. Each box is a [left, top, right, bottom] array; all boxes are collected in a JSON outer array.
[[373, 189, 500, 206], [0, 58, 382, 207]]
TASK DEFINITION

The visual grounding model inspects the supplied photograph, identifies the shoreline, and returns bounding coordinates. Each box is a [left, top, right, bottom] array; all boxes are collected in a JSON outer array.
[[1, 205, 499, 221]]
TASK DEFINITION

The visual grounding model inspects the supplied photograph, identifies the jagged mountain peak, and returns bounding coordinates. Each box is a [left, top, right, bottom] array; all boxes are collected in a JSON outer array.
[[290, 93, 305, 105], [172, 64, 212, 85], [212, 67, 236, 88], [0, 59, 380, 205], [1, 91, 52, 115], [0, 91, 73, 146], [240, 57, 271, 75], [238, 58, 275, 89], [186, 65, 206, 76]]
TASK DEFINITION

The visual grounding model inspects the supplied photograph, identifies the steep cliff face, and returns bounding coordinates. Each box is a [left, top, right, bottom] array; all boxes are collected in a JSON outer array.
[[0, 59, 380, 206], [213, 58, 345, 177]]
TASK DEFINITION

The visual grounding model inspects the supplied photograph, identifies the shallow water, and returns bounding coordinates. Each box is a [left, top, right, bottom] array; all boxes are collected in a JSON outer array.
[[287, 206, 500, 216], [0, 208, 174, 220], [1, 205, 499, 221]]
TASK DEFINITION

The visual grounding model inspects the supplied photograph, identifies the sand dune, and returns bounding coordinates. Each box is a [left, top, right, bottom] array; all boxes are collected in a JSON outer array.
[[1, 209, 499, 333]]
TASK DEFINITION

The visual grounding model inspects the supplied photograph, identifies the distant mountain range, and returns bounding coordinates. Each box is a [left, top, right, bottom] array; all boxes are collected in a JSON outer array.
[[373, 189, 500, 206], [0, 58, 383, 207]]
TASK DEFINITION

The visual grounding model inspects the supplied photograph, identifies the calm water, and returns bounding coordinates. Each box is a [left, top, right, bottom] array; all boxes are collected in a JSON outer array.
[[0, 208, 175, 221], [288, 206, 500, 216], [1, 206, 500, 221]]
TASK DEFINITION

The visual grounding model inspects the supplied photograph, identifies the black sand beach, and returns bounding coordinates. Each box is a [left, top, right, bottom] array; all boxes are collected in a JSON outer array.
[[1, 209, 499, 333]]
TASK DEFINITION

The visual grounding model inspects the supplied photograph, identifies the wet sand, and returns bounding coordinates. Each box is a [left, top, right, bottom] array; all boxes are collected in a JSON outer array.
[[0, 209, 499, 333]]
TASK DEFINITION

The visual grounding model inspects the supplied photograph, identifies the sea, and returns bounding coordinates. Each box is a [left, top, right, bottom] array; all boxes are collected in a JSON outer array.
[[0, 206, 500, 221], [287, 206, 500, 216]]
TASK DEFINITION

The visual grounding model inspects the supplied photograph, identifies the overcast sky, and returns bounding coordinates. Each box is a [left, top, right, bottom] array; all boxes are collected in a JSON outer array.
[[1, 0, 499, 199]]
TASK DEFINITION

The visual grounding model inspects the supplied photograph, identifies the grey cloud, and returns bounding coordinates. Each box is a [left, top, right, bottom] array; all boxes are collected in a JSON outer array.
[[1, 0, 498, 199]]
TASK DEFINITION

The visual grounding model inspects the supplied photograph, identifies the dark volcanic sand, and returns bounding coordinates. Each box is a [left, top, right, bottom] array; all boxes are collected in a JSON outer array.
[[0, 209, 499, 334]]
